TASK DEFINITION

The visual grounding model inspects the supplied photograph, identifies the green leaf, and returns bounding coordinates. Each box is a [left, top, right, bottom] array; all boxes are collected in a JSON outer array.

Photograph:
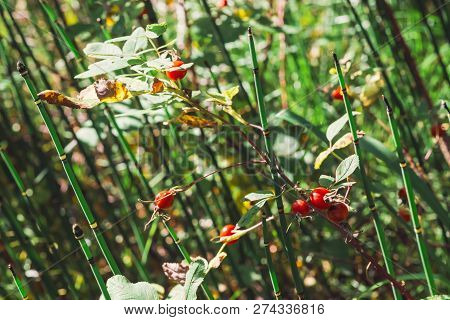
[[105, 35, 133, 43], [146, 22, 167, 39], [75, 58, 130, 79], [326, 112, 360, 143], [335, 154, 359, 183], [319, 175, 335, 188], [83, 42, 122, 59], [147, 57, 173, 70], [167, 284, 184, 300], [117, 76, 150, 93], [123, 27, 148, 55], [206, 91, 227, 105], [184, 258, 208, 300], [243, 191, 274, 203], [105, 275, 159, 300], [237, 199, 268, 228]]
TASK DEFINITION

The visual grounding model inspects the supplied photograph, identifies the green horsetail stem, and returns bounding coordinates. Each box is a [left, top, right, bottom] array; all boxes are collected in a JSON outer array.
[[17, 61, 120, 276], [72, 224, 110, 299], [39, 0, 80, 59], [382, 95, 437, 296], [36, 4, 151, 270], [333, 53, 401, 300], [8, 264, 28, 299], [248, 26, 303, 299], [0, 146, 79, 298], [0, 198, 55, 299], [37, 7, 155, 280]]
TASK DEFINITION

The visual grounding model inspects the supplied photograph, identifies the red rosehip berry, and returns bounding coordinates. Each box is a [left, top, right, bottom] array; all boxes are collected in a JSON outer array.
[[398, 208, 411, 223], [218, 0, 228, 8], [398, 187, 407, 200], [166, 60, 187, 81], [327, 202, 349, 223], [431, 124, 446, 138], [309, 187, 331, 210], [291, 199, 311, 216], [220, 224, 238, 245], [155, 190, 175, 209], [331, 87, 344, 100], [138, 8, 148, 19]]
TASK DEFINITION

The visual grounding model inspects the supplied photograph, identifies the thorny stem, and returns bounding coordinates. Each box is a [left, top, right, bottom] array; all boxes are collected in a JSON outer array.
[[248, 26, 303, 299], [316, 212, 413, 300]]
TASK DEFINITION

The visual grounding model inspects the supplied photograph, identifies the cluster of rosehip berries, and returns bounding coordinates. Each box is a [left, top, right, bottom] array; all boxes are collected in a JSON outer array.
[[291, 187, 349, 223]]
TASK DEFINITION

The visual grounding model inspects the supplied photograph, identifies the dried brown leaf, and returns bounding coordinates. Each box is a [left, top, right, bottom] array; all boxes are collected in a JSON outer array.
[[178, 114, 217, 128]]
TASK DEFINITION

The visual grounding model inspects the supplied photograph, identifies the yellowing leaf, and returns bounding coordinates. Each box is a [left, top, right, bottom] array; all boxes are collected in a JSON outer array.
[[359, 72, 384, 107], [207, 86, 239, 107], [316, 131, 365, 169], [314, 148, 332, 169], [223, 86, 239, 101], [97, 79, 132, 103], [332, 132, 353, 150], [208, 252, 227, 269], [151, 78, 164, 93], [105, 16, 115, 27], [178, 114, 217, 128], [235, 8, 251, 21], [223, 106, 248, 125], [39, 78, 151, 109]]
